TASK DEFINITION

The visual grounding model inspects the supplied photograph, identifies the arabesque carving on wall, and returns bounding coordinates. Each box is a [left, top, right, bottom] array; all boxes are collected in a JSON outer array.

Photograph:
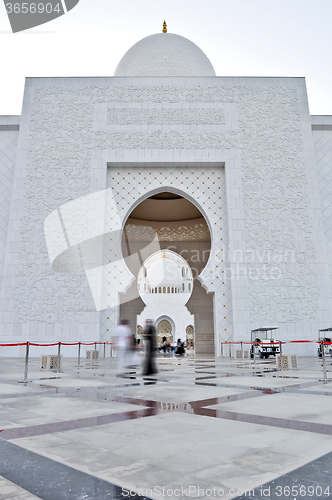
[[13, 84, 318, 329]]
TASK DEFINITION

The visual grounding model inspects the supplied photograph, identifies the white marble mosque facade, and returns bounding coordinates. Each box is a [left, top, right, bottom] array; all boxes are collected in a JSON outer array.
[[1, 30, 332, 356]]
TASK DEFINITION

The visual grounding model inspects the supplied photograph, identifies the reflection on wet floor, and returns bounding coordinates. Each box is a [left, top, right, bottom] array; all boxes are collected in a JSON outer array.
[[3, 377, 332, 442], [1, 355, 332, 500], [1, 356, 332, 444], [194, 376, 332, 395], [0, 406, 158, 440], [39, 377, 62, 380]]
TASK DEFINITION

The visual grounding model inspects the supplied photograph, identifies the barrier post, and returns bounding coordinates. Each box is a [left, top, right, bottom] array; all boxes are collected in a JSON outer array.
[[103, 342, 106, 358], [56, 342, 61, 373], [19, 341, 30, 384], [221, 343, 223, 358], [279, 341, 283, 371], [94, 342, 97, 351], [322, 340, 327, 380], [24, 341, 30, 381], [76, 342, 82, 367], [241, 341, 243, 359], [229, 341, 231, 359]]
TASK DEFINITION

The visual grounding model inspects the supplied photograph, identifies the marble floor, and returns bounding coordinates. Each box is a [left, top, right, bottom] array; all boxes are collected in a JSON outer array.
[[0, 353, 332, 499]]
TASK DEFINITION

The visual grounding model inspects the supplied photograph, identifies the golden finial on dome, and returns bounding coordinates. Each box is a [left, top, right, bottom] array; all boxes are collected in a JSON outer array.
[[162, 20, 167, 33], [162, 251, 168, 258]]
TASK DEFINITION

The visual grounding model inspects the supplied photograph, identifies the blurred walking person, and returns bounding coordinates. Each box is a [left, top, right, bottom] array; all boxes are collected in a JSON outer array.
[[112, 319, 132, 376], [143, 319, 157, 377]]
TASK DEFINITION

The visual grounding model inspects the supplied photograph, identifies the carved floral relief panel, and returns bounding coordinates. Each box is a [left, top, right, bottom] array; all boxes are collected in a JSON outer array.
[[12, 82, 318, 333]]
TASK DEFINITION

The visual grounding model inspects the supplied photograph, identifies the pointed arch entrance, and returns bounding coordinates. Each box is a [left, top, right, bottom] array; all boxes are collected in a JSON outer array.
[[156, 316, 175, 345], [101, 165, 231, 357], [119, 189, 214, 354]]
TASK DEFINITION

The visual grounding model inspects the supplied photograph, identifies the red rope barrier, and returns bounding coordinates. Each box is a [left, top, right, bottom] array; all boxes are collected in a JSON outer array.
[[58, 342, 80, 346], [0, 342, 27, 347], [0, 340, 330, 347], [289, 340, 314, 343], [30, 343, 59, 346], [0, 341, 111, 347], [221, 340, 332, 345]]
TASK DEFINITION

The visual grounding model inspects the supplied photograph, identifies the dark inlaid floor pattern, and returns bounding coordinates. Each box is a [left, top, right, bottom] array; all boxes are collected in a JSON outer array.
[[0, 356, 332, 499], [234, 451, 332, 500], [1, 382, 332, 440], [1, 438, 331, 500], [0, 439, 150, 500]]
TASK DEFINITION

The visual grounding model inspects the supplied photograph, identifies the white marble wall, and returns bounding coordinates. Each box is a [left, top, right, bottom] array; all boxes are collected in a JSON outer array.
[[312, 116, 332, 332], [0, 117, 19, 291], [0, 77, 331, 356]]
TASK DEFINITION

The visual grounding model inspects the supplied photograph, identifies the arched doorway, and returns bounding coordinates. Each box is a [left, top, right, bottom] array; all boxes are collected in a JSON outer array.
[[119, 191, 214, 354], [136, 250, 194, 346], [156, 319, 173, 345], [186, 325, 195, 345], [136, 324, 143, 344]]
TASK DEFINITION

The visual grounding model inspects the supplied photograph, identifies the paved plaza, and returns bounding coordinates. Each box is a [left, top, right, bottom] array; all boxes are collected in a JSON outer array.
[[0, 352, 332, 499]]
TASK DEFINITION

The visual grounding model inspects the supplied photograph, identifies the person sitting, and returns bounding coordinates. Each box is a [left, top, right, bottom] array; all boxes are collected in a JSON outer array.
[[175, 338, 185, 356], [187, 340, 194, 358], [161, 336, 167, 353]]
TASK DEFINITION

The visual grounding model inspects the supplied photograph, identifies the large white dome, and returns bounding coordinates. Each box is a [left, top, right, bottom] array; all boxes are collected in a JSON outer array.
[[147, 257, 182, 287], [114, 32, 216, 77]]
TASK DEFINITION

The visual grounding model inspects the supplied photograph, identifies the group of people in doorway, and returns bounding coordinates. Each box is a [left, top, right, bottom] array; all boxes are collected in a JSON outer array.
[[160, 337, 194, 357], [112, 320, 195, 376]]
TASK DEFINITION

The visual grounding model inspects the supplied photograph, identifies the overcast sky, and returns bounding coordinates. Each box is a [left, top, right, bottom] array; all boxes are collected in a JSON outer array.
[[0, 0, 331, 116]]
